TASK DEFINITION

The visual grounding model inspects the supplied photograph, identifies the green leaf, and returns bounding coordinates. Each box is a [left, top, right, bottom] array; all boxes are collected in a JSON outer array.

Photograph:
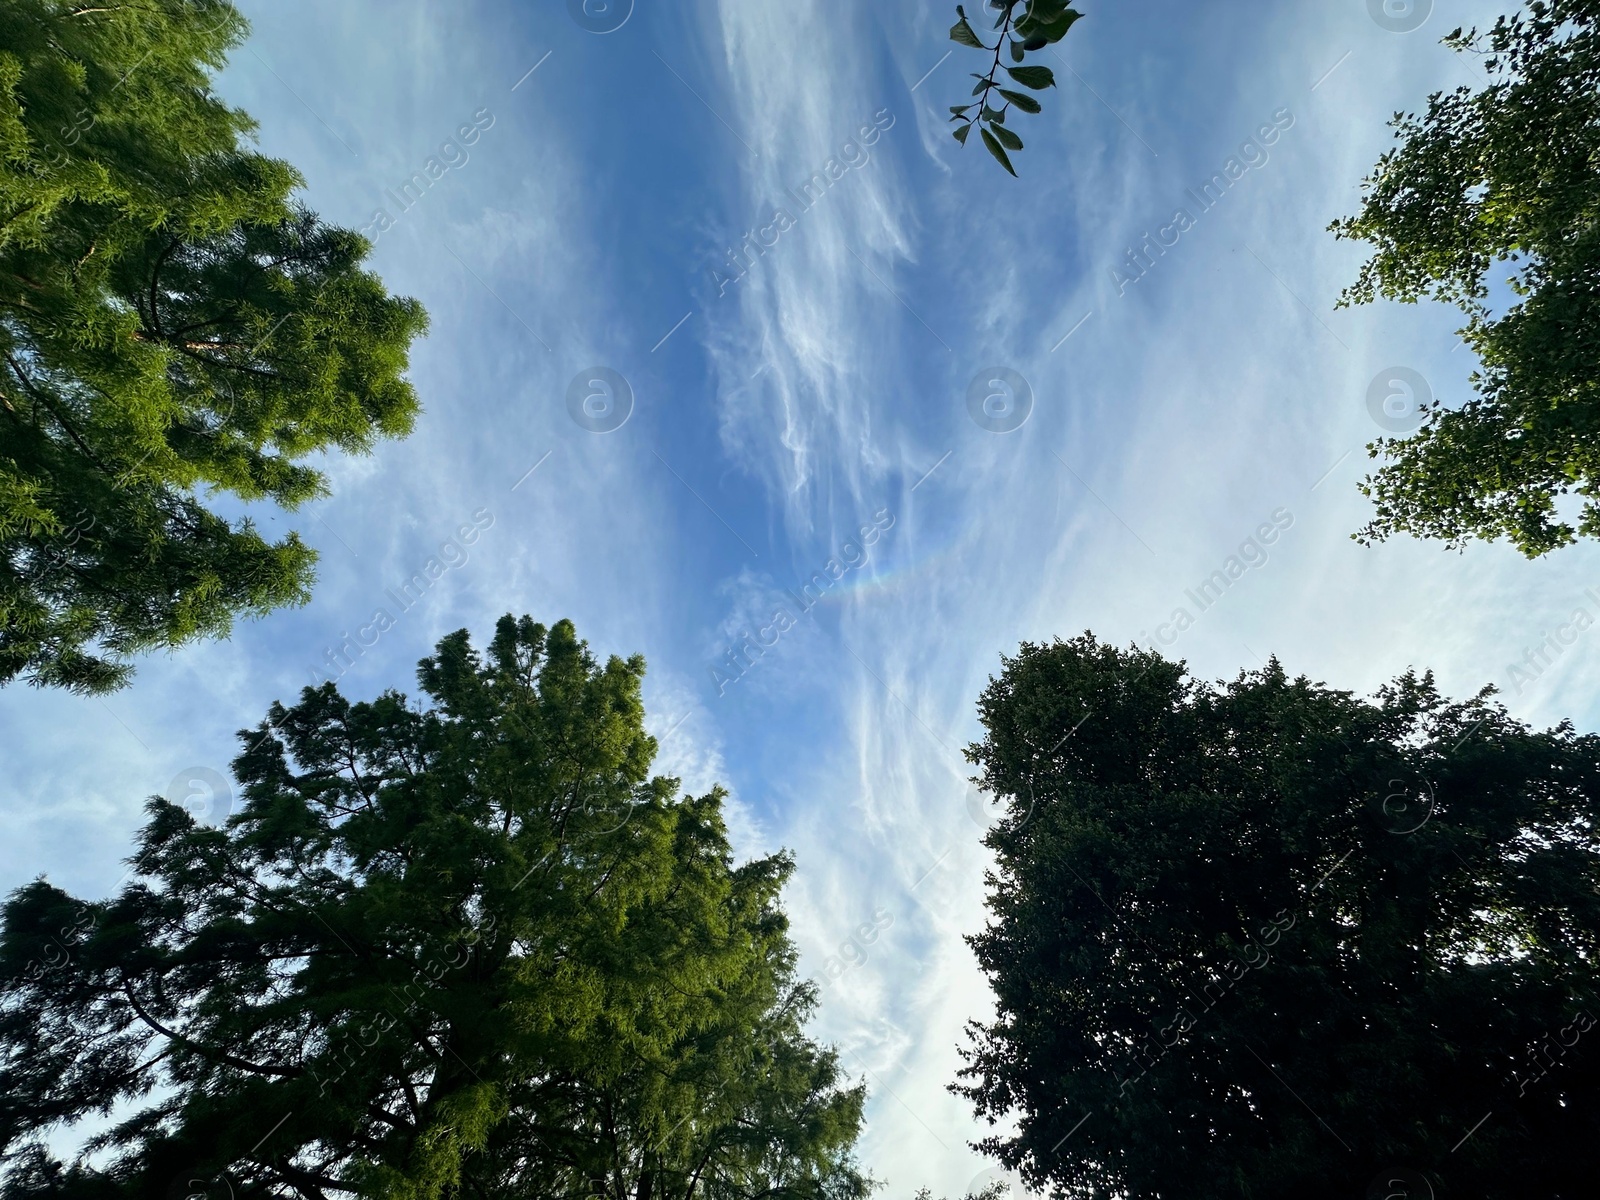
[[1006, 64, 1056, 89], [991, 123, 1024, 151], [981, 126, 1018, 176], [950, 16, 986, 49], [954, 123, 973, 144], [997, 88, 1042, 113], [950, 104, 975, 114], [1022, 34, 1048, 50], [982, 105, 1007, 123], [1042, 9, 1083, 40], [973, 78, 990, 95], [1010, 38, 1025, 62]]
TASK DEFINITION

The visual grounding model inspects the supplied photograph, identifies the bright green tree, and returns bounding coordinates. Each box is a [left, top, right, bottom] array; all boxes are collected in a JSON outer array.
[[955, 634, 1600, 1200], [0, 0, 427, 693], [0, 616, 870, 1200], [1334, 0, 1600, 556]]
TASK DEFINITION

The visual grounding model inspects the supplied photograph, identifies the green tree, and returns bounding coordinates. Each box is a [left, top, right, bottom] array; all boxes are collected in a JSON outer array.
[[0, 0, 427, 693], [954, 634, 1600, 1199], [1333, 0, 1600, 556], [946, 1, 1081, 176], [0, 615, 869, 1200], [910, 1185, 1007, 1200]]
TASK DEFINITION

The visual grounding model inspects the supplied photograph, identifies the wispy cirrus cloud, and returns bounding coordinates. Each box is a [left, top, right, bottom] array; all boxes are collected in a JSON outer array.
[[8, 2, 1599, 1197]]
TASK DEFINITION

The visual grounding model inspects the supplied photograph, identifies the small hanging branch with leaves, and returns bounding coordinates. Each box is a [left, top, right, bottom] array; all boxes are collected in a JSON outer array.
[[949, 0, 1082, 175]]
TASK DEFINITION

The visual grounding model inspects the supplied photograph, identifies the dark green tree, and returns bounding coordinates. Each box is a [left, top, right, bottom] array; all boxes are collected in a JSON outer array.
[[946, 1, 1082, 176], [0, 0, 427, 693], [955, 634, 1600, 1199], [910, 1184, 1007, 1200], [1333, 0, 1600, 556], [0, 615, 869, 1200]]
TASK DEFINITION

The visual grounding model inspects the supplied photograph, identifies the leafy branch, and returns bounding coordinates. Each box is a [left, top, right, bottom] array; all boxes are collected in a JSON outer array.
[[949, 0, 1082, 175]]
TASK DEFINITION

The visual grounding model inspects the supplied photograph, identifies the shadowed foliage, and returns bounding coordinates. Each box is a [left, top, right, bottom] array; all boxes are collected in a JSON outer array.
[[946, 0, 1082, 175], [956, 634, 1600, 1199]]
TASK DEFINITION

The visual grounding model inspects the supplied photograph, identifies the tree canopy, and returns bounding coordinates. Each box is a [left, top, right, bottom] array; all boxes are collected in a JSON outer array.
[[0, 0, 427, 693], [955, 634, 1600, 1199], [0, 615, 869, 1200], [1333, 0, 1600, 556]]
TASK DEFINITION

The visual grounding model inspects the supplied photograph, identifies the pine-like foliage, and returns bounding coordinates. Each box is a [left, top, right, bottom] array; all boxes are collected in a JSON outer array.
[[956, 635, 1600, 1199], [0, 616, 870, 1200], [0, 0, 427, 693]]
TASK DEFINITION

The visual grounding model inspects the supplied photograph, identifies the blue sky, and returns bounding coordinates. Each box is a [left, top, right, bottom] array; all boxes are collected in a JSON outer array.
[[7, 0, 1597, 1192]]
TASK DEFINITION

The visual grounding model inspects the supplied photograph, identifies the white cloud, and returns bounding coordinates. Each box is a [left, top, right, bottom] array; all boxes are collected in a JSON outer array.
[[701, 3, 913, 536], [697, 0, 1586, 1194], [7, 2, 1593, 1197]]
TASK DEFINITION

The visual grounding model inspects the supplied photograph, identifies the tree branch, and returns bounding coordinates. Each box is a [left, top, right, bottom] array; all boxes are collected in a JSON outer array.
[[2, 351, 114, 474], [118, 975, 305, 1079], [171, 343, 284, 380]]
